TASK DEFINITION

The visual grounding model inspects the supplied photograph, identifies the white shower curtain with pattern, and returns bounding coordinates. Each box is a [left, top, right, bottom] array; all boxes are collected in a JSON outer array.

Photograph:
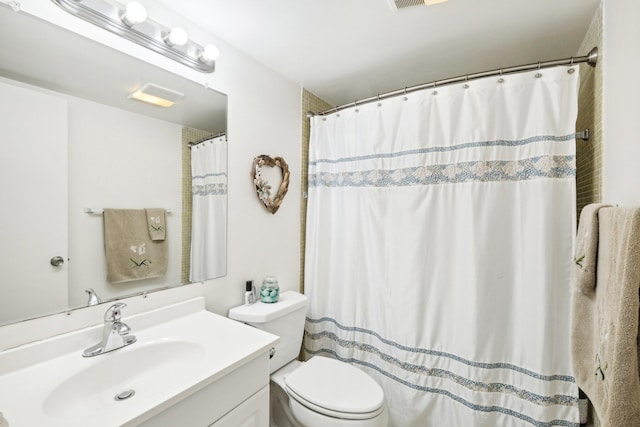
[[304, 67, 579, 426], [190, 136, 227, 282]]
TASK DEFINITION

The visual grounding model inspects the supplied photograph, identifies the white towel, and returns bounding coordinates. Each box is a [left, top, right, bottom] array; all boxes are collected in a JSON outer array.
[[0, 411, 8, 427]]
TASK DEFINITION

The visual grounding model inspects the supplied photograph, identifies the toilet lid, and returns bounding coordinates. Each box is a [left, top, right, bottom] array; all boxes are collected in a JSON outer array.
[[284, 356, 384, 415]]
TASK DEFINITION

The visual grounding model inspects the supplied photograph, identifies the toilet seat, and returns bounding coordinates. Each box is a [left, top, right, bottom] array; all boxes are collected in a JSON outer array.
[[284, 356, 385, 420], [286, 385, 385, 420]]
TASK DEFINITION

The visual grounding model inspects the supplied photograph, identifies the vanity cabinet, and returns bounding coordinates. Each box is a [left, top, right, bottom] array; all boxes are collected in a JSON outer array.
[[0, 297, 278, 427], [210, 386, 268, 427], [139, 353, 270, 427]]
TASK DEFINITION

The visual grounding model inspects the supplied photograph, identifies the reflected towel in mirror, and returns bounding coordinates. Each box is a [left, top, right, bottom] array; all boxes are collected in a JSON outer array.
[[103, 209, 168, 283], [145, 208, 166, 241]]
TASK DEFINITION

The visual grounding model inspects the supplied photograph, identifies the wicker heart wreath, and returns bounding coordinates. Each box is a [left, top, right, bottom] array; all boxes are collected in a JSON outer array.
[[251, 155, 290, 214]]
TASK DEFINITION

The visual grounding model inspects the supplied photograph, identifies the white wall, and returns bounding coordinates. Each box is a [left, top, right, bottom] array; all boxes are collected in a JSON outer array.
[[67, 97, 183, 307], [602, 0, 640, 205], [15, 1, 302, 318]]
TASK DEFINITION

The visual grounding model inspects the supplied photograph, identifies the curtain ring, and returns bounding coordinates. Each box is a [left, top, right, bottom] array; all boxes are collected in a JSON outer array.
[[538, 61, 541, 70], [570, 56, 575, 65]]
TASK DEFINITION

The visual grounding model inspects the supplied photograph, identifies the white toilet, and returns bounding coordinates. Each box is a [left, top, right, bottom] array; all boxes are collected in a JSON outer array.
[[229, 291, 388, 427]]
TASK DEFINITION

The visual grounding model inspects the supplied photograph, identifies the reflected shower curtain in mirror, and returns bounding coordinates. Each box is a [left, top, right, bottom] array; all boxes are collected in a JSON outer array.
[[304, 68, 579, 426], [190, 136, 227, 281]]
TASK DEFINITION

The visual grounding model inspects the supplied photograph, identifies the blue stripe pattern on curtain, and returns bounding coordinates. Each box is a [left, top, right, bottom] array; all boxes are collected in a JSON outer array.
[[304, 67, 579, 427]]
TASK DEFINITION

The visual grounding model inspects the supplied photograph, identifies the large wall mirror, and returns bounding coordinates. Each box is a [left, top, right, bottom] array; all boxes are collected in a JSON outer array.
[[0, 7, 227, 326]]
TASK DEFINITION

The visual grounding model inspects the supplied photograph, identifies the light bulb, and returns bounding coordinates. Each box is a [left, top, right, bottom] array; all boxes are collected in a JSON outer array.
[[121, 2, 147, 27], [198, 44, 219, 64], [164, 27, 188, 47]]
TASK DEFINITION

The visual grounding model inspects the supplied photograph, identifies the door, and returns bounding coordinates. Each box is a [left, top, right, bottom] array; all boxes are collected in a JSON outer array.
[[0, 79, 68, 324]]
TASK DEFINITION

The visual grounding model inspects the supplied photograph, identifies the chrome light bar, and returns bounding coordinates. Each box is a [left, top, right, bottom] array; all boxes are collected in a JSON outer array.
[[51, 0, 217, 73]]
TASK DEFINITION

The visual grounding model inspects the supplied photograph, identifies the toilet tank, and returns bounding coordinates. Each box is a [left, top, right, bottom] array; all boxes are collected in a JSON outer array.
[[228, 291, 308, 373]]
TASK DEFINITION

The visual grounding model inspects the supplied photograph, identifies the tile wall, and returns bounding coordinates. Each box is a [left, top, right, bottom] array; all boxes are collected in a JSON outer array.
[[576, 5, 603, 222], [299, 90, 333, 292]]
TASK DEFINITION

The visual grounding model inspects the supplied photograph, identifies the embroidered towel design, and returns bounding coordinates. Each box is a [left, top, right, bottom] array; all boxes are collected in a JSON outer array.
[[571, 206, 640, 425], [145, 208, 166, 241], [103, 209, 168, 283], [572, 203, 611, 294]]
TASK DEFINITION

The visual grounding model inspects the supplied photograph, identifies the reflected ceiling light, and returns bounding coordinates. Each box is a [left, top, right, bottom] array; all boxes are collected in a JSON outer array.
[[128, 83, 185, 108], [52, 0, 218, 73], [164, 27, 188, 47], [121, 1, 147, 27], [198, 44, 220, 65], [387, 0, 448, 10]]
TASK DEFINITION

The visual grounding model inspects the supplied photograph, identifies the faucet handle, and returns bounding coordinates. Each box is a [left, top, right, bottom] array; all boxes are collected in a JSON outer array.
[[104, 303, 127, 322]]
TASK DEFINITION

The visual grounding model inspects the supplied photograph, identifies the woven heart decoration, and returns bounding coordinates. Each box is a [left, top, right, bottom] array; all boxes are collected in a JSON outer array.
[[251, 155, 290, 214]]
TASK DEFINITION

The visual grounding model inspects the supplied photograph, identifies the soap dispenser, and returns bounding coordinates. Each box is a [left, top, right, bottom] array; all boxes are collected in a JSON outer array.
[[244, 280, 255, 305]]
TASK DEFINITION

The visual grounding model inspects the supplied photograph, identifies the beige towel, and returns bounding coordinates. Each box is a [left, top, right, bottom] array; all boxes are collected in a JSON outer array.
[[145, 208, 166, 241], [573, 203, 612, 294], [103, 209, 168, 283], [571, 207, 640, 426]]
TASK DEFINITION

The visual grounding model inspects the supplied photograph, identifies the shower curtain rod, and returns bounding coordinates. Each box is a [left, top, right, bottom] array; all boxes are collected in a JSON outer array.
[[188, 131, 227, 148], [310, 47, 598, 117]]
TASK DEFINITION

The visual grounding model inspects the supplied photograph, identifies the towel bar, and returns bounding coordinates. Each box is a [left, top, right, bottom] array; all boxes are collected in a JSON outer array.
[[84, 208, 173, 215]]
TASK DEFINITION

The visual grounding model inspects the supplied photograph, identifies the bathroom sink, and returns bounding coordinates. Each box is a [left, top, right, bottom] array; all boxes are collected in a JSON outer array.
[[0, 297, 279, 427], [42, 340, 205, 418]]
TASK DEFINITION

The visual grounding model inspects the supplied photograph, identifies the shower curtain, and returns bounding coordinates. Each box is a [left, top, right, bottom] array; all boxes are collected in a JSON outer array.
[[304, 67, 579, 426], [190, 135, 227, 282]]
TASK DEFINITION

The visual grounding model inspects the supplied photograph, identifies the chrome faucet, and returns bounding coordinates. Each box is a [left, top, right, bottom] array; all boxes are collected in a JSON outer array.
[[85, 288, 102, 306], [83, 303, 137, 357]]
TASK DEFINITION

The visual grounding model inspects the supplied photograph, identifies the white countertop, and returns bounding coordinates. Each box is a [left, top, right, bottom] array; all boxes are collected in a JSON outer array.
[[0, 297, 278, 426]]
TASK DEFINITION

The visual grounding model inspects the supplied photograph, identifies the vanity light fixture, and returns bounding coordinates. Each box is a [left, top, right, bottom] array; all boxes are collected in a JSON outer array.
[[163, 27, 188, 47], [198, 44, 220, 65], [424, 0, 448, 5], [128, 83, 184, 108], [51, 0, 218, 73], [120, 1, 147, 27]]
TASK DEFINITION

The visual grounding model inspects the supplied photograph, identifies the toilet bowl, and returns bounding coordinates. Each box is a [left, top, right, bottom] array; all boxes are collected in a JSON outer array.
[[229, 291, 388, 427]]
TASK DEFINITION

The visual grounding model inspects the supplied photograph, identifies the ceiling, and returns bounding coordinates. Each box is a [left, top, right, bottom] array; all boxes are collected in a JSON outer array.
[[156, 0, 600, 107]]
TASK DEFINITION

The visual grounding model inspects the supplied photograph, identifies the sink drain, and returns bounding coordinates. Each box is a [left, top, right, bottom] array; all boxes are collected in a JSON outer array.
[[114, 389, 136, 401]]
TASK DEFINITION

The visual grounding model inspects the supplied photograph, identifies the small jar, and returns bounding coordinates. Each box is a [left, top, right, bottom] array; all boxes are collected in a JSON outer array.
[[260, 276, 280, 303]]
